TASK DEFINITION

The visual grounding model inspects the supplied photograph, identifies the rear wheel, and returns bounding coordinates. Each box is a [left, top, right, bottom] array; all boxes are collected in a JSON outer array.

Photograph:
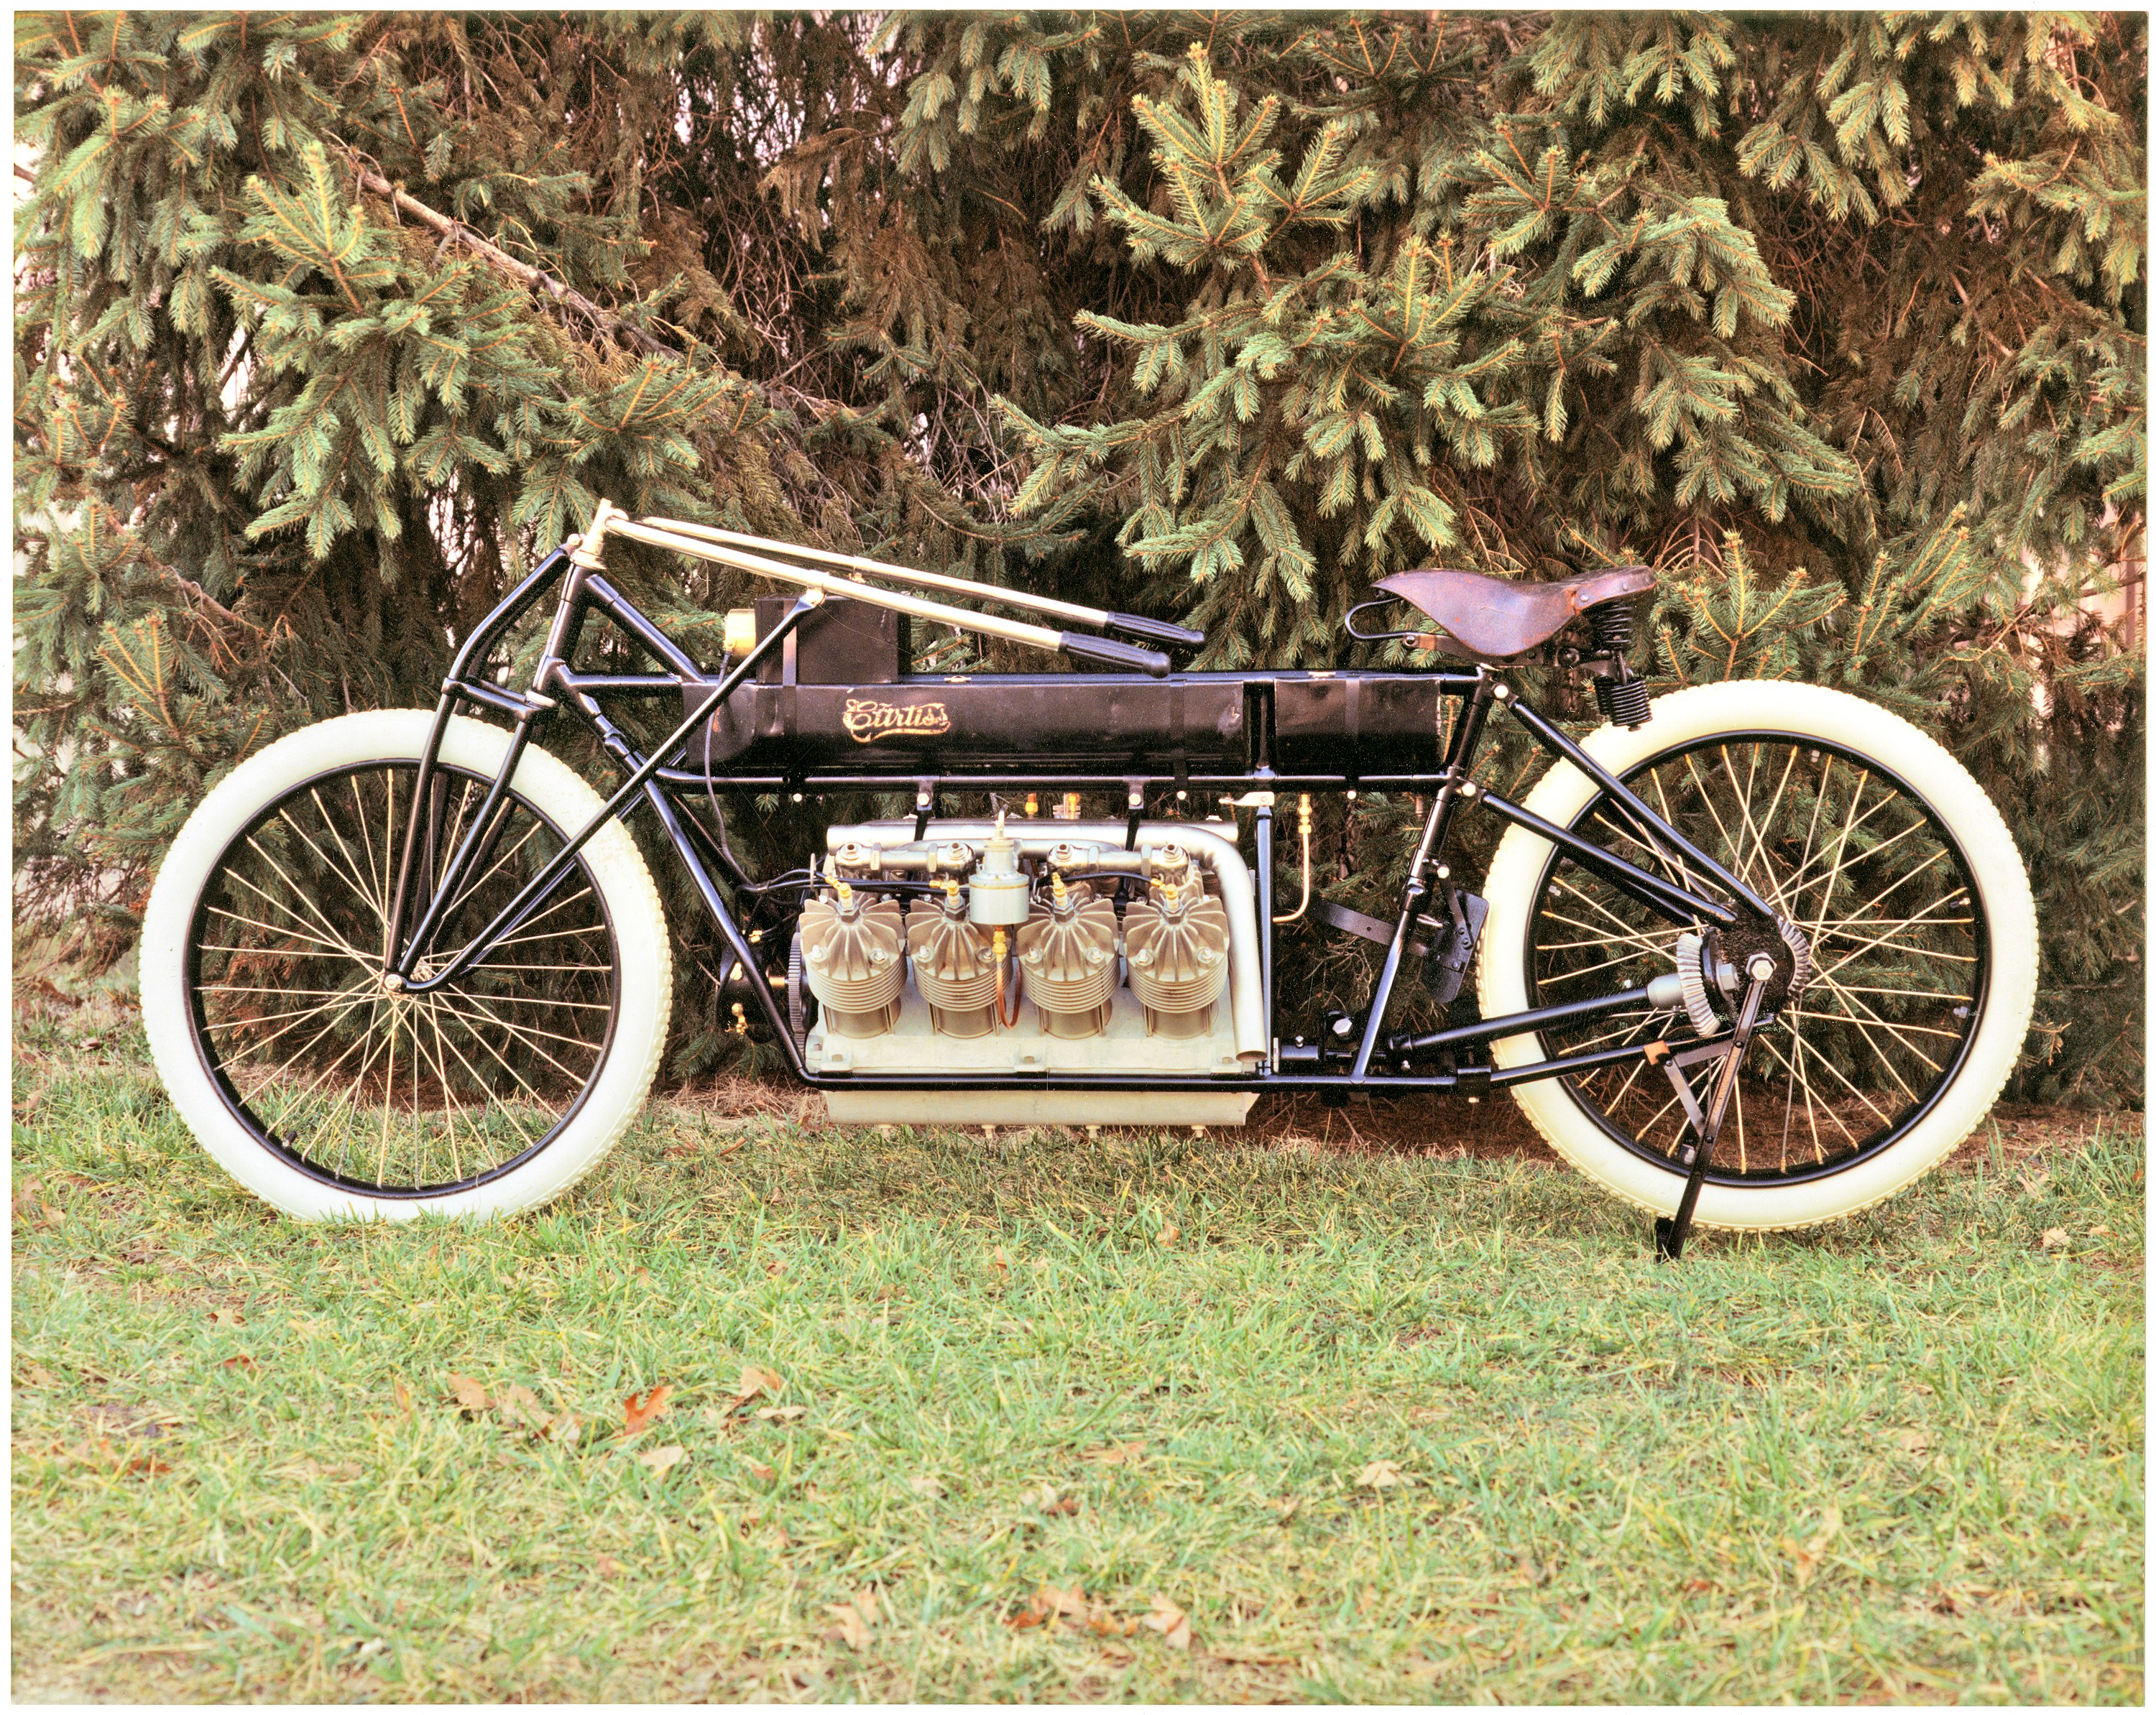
[[141, 712, 671, 1220], [1478, 680, 2036, 1230]]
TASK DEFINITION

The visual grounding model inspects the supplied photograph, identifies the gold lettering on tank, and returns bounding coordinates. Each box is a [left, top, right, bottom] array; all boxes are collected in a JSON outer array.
[[842, 698, 952, 743]]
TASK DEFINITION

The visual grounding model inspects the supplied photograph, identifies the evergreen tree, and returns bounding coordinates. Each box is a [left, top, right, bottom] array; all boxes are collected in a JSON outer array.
[[15, 11, 2144, 1099]]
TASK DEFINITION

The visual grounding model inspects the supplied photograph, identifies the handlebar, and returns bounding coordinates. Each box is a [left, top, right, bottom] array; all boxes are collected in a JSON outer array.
[[1107, 614, 1209, 652], [1059, 633, 1173, 677]]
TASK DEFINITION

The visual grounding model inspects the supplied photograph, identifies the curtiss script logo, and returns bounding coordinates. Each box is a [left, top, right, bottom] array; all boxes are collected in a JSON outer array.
[[842, 697, 951, 744]]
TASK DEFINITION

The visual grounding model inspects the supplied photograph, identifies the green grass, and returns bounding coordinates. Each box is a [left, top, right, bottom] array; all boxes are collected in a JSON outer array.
[[11, 1019, 2145, 1703]]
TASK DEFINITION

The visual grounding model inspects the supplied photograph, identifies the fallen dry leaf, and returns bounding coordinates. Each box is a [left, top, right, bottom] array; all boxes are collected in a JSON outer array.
[[1357, 1459, 1406, 1490], [764, 1258, 788, 1278], [1682, 1577, 1713, 1595], [1143, 1594, 1192, 1649], [446, 1372, 491, 1414], [756, 1404, 808, 1423], [540, 1410, 581, 1445], [635, 1443, 686, 1474], [824, 1589, 880, 1648], [622, 1384, 674, 1436], [1155, 1222, 1179, 1248], [1895, 1428, 1933, 1455], [2040, 1226, 2070, 1249], [906, 1474, 946, 1498], [732, 1363, 786, 1411], [1033, 1585, 1089, 1622], [2088, 1224, 2113, 1238], [17, 1362, 58, 1388], [498, 1385, 544, 1430], [991, 1245, 1010, 1275], [745, 1460, 776, 1481], [1020, 1482, 1078, 1515], [1785, 1503, 1843, 1590], [593, 1554, 625, 1578], [69, 1436, 172, 1478], [1080, 1441, 1146, 1466], [221, 1354, 259, 1372], [392, 1378, 413, 1415], [209, 1306, 245, 1328]]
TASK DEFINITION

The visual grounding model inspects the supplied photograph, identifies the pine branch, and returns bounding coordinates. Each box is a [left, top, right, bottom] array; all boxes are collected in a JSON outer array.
[[346, 161, 675, 360]]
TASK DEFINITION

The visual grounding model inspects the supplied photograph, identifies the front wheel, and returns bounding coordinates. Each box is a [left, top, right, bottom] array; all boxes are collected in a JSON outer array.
[[1478, 680, 2037, 1231], [141, 712, 673, 1220]]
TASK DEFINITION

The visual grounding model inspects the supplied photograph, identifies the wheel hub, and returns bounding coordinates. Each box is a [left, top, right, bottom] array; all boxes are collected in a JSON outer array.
[[1718, 917, 1812, 1012]]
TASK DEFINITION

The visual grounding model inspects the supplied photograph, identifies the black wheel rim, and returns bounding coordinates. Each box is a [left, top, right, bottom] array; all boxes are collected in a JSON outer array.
[[1523, 731, 1989, 1185], [184, 761, 621, 1197]]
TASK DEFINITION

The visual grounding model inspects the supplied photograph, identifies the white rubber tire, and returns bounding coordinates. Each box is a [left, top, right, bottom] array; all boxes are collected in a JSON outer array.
[[140, 711, 672, 1221], [1478, 680, 2038, 1230]]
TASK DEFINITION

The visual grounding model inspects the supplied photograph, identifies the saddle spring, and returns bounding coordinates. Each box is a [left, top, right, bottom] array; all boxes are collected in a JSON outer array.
[[1586, 600, 1652, 729]]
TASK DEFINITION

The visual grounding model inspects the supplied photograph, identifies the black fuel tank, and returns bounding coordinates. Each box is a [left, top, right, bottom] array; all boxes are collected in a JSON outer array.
[[1269, 674, 1450, 773], [688, 674, 1249, 775]]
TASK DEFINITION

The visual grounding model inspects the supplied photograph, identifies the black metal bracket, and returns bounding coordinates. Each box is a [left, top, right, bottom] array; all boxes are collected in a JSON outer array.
[[1653, 969, 1772, 1261]]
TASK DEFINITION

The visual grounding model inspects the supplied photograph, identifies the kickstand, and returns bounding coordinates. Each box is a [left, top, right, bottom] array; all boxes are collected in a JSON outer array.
[[1652, 963, 1773, 1262]]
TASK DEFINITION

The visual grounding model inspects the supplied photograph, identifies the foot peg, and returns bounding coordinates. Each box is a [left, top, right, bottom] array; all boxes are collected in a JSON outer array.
[[1424, 889, 1488, 1006]]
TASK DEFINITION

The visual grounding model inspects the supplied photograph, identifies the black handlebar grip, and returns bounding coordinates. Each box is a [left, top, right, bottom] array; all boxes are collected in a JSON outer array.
[[1107, 613, 1208, 651], [1059, 632, 1173, 678]]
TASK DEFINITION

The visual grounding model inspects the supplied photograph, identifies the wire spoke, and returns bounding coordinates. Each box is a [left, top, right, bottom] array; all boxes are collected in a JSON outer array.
[[184, 760, 619, 1195], [413, 993, 543, 1157], [279, 806, 382, 922], [310, 786, 384, 917]]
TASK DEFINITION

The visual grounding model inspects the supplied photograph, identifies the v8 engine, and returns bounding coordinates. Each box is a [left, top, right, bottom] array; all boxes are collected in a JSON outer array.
[[798, 818, 1265, 1128]]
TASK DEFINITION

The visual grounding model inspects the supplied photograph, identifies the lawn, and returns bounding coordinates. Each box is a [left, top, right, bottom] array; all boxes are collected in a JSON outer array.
[[11, 1012, 2144, 1704]]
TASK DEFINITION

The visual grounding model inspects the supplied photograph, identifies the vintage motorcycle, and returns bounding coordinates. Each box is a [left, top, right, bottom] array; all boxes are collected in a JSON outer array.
[[140, 503, 2037, 1256]]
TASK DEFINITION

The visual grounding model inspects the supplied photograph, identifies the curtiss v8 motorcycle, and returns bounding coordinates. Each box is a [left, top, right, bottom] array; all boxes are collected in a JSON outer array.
[[141, 502, 2037, 1257]]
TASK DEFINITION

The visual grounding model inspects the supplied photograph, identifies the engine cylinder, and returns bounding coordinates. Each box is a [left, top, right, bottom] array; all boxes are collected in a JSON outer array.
[[1016, 878, 1118, 1038], [1123, 875, 1230, 1037], [906, 887, 1000, 1037], [797, 885, 905, 1036]]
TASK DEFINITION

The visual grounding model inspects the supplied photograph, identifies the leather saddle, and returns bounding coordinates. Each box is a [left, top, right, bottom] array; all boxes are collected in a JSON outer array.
[[1376, 565, 1657, 661]]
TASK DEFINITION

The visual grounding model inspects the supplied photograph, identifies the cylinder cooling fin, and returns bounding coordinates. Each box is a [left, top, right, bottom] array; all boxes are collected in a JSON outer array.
[[1123, 875, 1231, 1039], [906, 889, 999, 1037], [1016, 879, 1118, 1038], [797, 886, 905, 1037]]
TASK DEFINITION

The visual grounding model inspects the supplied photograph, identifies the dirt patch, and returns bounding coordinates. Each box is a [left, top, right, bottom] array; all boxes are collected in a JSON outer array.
[[662, 1079, 2138, 1170]]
